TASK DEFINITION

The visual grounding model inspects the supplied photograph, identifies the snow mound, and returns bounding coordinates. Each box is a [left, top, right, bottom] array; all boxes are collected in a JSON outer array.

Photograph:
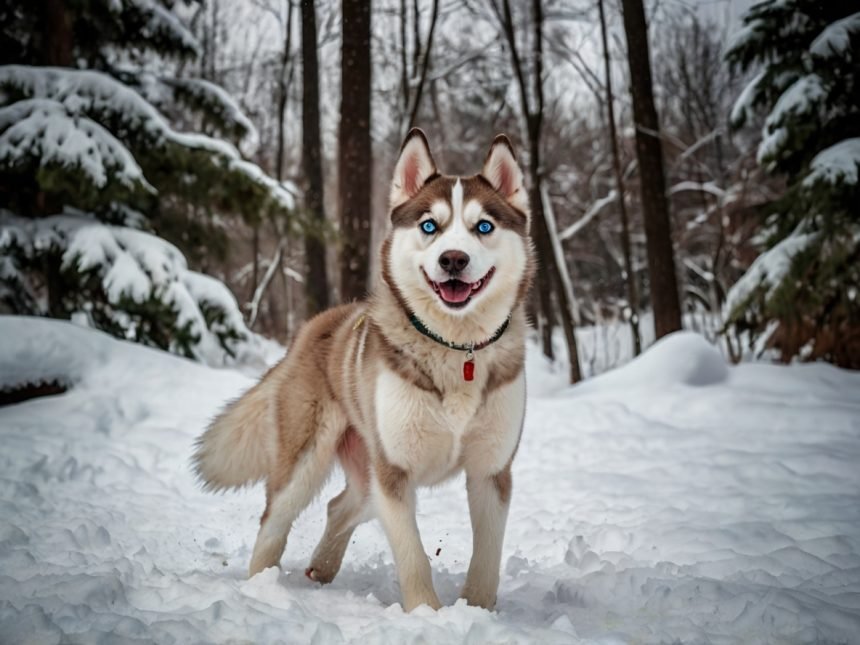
[[1, 318, 860, 643], [0, 317, 109, 392], [576, 331, 728, 392]]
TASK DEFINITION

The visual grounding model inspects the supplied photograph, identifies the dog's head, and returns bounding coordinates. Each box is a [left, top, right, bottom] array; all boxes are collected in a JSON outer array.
[[381, 129, 533, 340]]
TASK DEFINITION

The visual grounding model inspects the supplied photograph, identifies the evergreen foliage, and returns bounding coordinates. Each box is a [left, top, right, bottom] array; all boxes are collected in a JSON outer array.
[[724, 0, 860, 367], [0, 0, 297, 365]]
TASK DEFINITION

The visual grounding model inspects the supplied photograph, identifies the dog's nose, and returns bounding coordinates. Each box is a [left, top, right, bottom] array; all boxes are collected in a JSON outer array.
[[439, 250, 470, 273]]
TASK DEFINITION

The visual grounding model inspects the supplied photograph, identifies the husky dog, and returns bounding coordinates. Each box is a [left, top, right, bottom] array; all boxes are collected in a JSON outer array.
[[193, 129, 534, 611]]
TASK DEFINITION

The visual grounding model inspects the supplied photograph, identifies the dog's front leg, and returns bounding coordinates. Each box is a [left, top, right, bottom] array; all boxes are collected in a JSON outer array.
[[461, 464, 511, 610], [372, 472, 441, 611]]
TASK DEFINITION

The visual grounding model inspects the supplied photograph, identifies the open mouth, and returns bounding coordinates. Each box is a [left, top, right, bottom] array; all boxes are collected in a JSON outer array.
[[423, 267, 495, 309]]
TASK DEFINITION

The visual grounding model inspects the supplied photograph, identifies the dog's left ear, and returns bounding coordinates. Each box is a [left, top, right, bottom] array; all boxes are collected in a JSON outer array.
[[481, 135, 529, 214]]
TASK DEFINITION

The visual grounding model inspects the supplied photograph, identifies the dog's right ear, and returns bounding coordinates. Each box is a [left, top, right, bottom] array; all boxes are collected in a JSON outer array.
[[390, 128, 437, 209]]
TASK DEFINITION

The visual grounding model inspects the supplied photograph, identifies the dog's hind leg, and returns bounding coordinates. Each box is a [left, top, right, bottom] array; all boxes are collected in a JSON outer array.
[[248, 407, 345, 577], [306, 427, 370, 583]]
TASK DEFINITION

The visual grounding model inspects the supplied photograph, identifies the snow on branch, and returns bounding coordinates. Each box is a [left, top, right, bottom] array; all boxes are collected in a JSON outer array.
[[0, 65, 296, 212], [0, 210, 257, 366], [122, 0, 200, 59], [0, 65, 236, 154], [758, 74, 826, 164], [669, 181, 726, 198], [804, 138, 860, 187], [0, 98, 153, 193], [722, 225, 819, 322], [559, 190, 618, 241], [159, 77, 260, 154], [810, 12, 860, 59], [730, 70, 766, 128]]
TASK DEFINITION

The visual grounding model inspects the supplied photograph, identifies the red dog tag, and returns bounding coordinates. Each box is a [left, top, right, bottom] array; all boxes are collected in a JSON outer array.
[[463, 359, 475, 381]]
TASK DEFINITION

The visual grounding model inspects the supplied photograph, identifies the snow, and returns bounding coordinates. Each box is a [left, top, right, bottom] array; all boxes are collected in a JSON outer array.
[[0, 99, 151, 191], [805, 138, 860, 187], [2, 317, 860, 643], [722, 225, 818, 322], [810, 12, 860, 59]]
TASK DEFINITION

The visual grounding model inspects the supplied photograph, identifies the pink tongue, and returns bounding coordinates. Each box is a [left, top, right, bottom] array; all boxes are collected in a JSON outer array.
[[438, 280, 472, 303]]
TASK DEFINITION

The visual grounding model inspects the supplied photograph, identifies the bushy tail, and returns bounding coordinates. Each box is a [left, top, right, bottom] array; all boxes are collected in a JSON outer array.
[[193, 380, 277, 492]]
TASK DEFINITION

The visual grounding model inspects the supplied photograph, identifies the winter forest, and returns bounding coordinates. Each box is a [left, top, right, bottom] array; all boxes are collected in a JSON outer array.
[[1, 0, 860, 643]]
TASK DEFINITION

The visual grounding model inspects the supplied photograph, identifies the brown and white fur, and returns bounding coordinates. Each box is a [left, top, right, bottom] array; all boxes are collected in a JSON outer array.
[[193, 129, 534, 612]]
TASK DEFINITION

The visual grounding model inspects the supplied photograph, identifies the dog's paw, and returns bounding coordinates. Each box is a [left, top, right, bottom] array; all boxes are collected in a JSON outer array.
[[304, 565, 336, 584], [460, 588, 497, 611]]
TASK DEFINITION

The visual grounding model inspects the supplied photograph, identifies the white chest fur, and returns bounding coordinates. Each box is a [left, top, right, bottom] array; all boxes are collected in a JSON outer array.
[[374, 368, 485, 484]]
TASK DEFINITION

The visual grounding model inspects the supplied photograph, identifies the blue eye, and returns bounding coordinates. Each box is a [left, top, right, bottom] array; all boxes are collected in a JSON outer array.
[[420, 220, 438, 234], [477, 220, 494, 234]]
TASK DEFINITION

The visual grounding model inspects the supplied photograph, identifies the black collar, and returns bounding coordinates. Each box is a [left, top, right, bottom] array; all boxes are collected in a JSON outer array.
[[408, 313, 511, 352]]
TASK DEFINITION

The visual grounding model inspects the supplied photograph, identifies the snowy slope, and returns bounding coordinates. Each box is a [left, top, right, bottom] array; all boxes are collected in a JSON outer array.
[[1, 317, 859, 644]]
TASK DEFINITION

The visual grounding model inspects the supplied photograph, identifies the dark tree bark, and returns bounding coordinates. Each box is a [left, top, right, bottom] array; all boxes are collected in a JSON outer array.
[[598, 0, 641, 355], [411, 0, 421, 74], [620, 0, 682, 338], [40, 0, 73, 66], [300, 0, 330, 314], [498, 0, 582, 383], [39, 0, 73, 317], [338, 0, 373, 302]]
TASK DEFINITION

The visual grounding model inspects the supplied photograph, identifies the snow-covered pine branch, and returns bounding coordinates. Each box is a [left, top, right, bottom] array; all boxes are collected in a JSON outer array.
[[0, 65, 297, 215], [126, 71, 260, 154], [804, 138, 860, 187], [0, 98, 153, 196], [0, 210, 262, 366], [112, 0, 201, 60]]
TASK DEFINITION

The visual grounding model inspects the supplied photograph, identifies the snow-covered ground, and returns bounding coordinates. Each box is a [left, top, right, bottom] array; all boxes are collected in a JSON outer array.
[[1, 316, 859, 644]]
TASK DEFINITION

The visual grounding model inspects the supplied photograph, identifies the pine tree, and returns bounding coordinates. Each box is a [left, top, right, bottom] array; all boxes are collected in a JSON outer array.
[[0, 0, 299, 365], [725, 1, 860, 367]]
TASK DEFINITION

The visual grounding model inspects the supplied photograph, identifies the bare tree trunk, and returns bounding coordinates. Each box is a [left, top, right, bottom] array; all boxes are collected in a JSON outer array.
[[405, 0, 439, 132], [276, 1, 295, 183], [498, 0, 582, 382], [529, 0, 581, 382], [300, 0, 330, 315], [338, 0, 373, 302], [399, 0, 409, 113], [496, 0, 554, 360], [620, 0, 682, 338], [412, 0, 421, 75], [40, 0, 73, 66], [39, 0, 73, 317], [251, 226, 259, 298], [598, 0, 641, 356], [273, 0, 296, 336]]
